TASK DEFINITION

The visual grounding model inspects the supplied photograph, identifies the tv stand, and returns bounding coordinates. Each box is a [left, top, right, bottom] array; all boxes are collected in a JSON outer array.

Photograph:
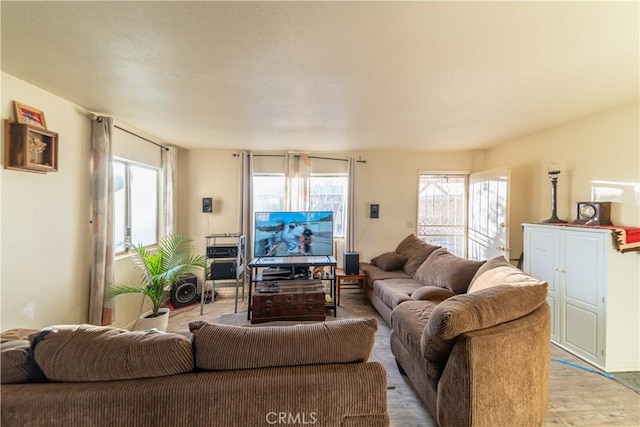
[[248, 256, 337, 321]]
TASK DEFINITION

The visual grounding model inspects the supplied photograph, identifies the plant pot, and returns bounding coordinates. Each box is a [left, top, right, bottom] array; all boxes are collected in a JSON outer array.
[[137, 307, 170, 331]]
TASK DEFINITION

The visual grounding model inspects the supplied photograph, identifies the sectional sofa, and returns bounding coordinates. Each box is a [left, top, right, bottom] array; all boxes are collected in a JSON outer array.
[[360, 234, 551, 427], [1, 318, 389, 426]]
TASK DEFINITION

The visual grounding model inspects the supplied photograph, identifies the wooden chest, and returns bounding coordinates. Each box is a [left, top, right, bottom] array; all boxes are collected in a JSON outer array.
[[251, 282, 326, 324]]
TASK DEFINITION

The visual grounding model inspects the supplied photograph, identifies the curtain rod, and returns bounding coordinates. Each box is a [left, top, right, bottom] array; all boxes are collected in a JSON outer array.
[[113, 124, 169, 151], [233, 153, 366, 164], [94, 114, 170, 151]]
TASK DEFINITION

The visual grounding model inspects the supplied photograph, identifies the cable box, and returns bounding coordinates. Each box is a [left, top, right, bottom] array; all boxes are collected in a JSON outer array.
[[207, 245, 238, 258]]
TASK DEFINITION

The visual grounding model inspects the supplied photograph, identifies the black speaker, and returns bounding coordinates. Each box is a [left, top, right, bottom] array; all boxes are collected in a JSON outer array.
[[210, 261, 237, 279], [170, 273, 198, 309], [343, 252, 360, 275], [369, 204, 379, 218], [202, 197, 212, 213]]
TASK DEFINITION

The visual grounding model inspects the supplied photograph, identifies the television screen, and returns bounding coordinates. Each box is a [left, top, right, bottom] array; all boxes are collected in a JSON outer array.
[[254, 211, 334, 258]]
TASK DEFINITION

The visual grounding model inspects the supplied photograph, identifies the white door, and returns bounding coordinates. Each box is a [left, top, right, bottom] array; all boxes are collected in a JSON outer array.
[[467, 166, 510, 261]]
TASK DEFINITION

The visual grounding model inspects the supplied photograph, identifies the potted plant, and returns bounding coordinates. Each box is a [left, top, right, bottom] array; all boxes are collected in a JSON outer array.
[[110, 234, 206, 331]]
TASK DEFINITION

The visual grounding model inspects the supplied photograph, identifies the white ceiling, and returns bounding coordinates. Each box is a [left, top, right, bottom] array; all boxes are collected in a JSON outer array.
[[1, 1, 638, 152]]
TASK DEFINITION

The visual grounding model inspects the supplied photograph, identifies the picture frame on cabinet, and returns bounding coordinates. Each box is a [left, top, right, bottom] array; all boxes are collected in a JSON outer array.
[[13, 101, 47, 129]]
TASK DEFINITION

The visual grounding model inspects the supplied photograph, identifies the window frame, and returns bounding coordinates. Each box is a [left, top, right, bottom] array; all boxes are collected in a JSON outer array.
[[113, 158, 160, 255], [416, 172, 469, 258]]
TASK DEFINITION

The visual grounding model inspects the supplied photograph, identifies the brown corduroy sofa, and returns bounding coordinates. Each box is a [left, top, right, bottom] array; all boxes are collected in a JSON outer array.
[[361, 235, 551, 426], [1, 318, 389, 427]]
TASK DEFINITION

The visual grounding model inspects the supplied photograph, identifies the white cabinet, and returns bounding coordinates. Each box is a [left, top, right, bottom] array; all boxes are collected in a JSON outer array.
[[523, 223, 640, 372]]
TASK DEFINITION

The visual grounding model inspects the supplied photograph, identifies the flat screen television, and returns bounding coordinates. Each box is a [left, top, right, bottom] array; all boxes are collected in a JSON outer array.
[[254, 211, 334, 258]]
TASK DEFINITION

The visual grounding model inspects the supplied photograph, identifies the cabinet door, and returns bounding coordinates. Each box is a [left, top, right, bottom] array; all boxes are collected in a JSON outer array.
[[560, 231, 605, 364], [524, 226, 560, 341]]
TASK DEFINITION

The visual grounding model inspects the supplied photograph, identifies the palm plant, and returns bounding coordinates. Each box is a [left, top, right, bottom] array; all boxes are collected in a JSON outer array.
[[110, 234, 206, 318]]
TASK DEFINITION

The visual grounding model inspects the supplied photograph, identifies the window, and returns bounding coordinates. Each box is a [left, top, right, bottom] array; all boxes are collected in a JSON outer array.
[[114, 160, 159, 254], [417, 174, 467, 257], [309, 174, 347, 237], [252, 173, 347, 237], [252, 174, 285, 212]]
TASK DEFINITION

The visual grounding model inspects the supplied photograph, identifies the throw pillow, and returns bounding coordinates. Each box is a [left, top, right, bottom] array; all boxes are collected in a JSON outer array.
[[411, 286, 456, 302], [189, 317, 377, 371], [371, 252, 407, 271], [31, 324, 194, 382], [468, 256, 543, 293], [413, 248, 486, 294], [421, 283, 548, 365], [1, 339, 31, 384], [395, 234, 440, 276]]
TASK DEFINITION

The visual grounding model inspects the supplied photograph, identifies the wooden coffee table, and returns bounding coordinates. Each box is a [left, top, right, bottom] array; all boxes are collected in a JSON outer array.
[[336, 268, 367, 305], [251, 282, 326, 324]]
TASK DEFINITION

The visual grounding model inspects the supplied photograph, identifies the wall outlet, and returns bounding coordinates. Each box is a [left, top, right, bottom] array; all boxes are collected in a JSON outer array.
[[406, 220, 414, 228], [202, 197, 213, 213]]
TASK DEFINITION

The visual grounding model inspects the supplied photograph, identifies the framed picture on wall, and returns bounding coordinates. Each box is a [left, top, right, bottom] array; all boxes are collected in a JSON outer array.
[[13, 101, 47, 129]]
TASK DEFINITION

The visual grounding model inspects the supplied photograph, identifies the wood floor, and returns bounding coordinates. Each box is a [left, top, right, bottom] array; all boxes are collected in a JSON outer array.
[[167, 286, 640, 427]]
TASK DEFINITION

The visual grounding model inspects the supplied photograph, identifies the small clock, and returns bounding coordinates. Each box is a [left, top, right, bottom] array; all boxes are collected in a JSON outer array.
[[573, 202, 612, 226]]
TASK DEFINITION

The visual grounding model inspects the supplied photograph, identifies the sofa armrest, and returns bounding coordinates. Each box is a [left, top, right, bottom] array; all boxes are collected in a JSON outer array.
[[436, 303, 550, 427], [1, 363, 390, 427]]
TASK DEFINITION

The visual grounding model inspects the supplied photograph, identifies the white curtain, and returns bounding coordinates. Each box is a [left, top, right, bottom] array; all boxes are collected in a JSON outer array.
[[346, 157, 356, 252], [89, 117, 115, 326], [285, 153, 311, 211], [161, 146, 178, 237]]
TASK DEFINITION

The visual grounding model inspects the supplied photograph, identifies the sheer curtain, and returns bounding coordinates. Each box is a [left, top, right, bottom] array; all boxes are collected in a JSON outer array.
[[89, 116, 115, 326], [161, 146, 177, 237], [285, 153, 311, 210]]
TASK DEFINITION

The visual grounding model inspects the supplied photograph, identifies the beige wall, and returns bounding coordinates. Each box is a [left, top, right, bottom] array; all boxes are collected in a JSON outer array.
[[485, 102, 640, 259], [1, 73, 92, 330], [181, 149, 243, 256]]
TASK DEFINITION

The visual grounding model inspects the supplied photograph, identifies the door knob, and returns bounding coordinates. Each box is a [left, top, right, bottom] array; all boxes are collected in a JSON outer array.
[[500, 222, 506, 228]]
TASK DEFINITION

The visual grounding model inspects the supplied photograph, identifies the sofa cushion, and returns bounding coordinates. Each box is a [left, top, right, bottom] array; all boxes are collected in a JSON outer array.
[[411, 286, 456, 302], [391, 300, 444, 379], [413, 248, 486, 293], [360, 263, 412, 289], [395, 234, 441, 276], [373, 278, 423, 309], [189, 317, 377, 370], [391, 300, 437, 352], [421, 283, 548, 369], [468, 256, 543, 293], [371, 251, 408, 271], [1, 339, 31, 384], [30, 324, 194, 382]]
